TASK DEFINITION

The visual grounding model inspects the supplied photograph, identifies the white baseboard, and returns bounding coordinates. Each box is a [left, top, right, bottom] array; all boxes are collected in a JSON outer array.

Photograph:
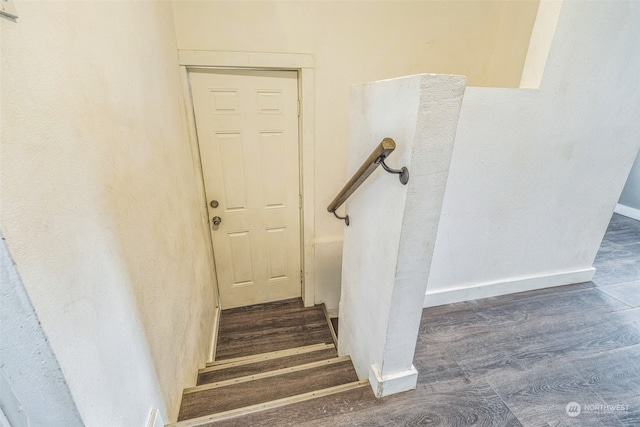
[[614, 203, 640, 221], [368, 363, 418, 398], [423, 267, 596, 308], [208, 305, 221, 363]]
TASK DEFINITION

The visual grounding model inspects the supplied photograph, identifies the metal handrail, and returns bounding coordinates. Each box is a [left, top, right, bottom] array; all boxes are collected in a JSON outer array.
[[327, 137, 409, 226]]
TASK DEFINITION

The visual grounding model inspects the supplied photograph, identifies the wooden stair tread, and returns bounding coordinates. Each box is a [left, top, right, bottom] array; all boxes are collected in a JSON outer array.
[[175, 301, 362, 426], [198, 346, 338, 385], [218, 298, 303, 316], [215, 301, 334, 360], [207, 343, 334, 368], [216, 299, 309, 332], [171, 381, 375, 427], [177, 358, 359, 421]]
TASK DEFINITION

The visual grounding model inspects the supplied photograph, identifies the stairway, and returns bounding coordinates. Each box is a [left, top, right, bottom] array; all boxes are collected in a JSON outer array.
[[167, 299, 369, 426]]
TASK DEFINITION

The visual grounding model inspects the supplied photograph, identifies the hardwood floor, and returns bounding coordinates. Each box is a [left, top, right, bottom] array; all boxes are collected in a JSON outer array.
[[210, 213, 639, 426]]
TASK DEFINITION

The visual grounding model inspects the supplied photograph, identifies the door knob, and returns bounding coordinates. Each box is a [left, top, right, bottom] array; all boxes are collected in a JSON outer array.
[[212, 216, 222, 227]]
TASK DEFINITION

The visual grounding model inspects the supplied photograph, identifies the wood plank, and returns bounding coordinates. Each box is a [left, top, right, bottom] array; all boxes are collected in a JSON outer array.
[[178, 359, 358, 420], [485, 357, 625, 426], [571, 344, 640, 426], [199, 347, 337, 385], [218, 308, 328, 338], [455, 304, 640, 377], [168, 381, 370, 427], [216, 321, 333, 360], [195, 384, 377, 427], [215, 301, 334, 360], [420, 286, 631, 350], [593, 214, 640, 286], [218, 305, 325, 336], [346, 378, 522, 427], [175, 214, 640, 427], [207, 376, 521, 427], [218, 298, 304, 326], [599, 280, 640, 307], [206, 343, 333, 368], [188, 357, 351, 394]]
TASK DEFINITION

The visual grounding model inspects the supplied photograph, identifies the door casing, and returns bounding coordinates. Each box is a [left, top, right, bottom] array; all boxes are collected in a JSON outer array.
[[178, 52, 317, 340]]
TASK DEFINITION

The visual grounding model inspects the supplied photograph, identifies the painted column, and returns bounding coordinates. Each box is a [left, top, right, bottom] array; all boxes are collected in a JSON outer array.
[[338, 73, 466, 397]]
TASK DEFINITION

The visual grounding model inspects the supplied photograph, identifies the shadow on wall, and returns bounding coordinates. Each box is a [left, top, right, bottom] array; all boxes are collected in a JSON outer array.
[[0, 236, 83, 427], [0, 1, 217, 425]]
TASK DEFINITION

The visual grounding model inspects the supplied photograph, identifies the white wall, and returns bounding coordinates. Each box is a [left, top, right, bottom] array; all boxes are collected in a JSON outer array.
[[171, 0, 539, 312], [519, 0, 562, 89], [617, 152, 640, 218], [1, 2, 216, 424], [1, 235, 83, 427], [339, 74, 465, 396], [426, 0, 640, 306]]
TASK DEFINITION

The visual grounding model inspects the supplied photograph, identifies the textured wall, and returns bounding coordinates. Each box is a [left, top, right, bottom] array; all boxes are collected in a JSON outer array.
[[427, 0, 640, 304], [1, 2, 216, 424], [338, 74, 465, 396], [1, 236, 83, 427]]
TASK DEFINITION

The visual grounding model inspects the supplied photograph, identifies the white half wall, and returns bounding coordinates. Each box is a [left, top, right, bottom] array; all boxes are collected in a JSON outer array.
[[338, 74, 466, 397], [426, 0, 640, 306]]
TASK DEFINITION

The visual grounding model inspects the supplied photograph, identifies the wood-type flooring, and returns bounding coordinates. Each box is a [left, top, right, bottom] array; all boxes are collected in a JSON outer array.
[[174, 299, 367, 425], [209, 213, 640, 426]]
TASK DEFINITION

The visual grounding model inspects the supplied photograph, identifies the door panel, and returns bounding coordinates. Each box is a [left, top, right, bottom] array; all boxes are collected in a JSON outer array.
[[190, 69, 301, 309]]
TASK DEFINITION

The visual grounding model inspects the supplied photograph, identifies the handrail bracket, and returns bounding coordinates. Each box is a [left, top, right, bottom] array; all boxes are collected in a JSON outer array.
[[331, 209, 350, 226], [376, 156, 410, 185]]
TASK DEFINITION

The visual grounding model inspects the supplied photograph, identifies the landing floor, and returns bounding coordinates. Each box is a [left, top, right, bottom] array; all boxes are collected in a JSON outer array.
[[215, 213, 640, 426]]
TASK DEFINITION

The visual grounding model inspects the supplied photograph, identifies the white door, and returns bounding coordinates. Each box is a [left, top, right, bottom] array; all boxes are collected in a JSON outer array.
[[189, 69, 301, 309]]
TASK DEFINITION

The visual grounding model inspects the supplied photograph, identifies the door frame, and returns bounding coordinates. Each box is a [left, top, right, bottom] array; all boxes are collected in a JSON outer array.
[[179, 51, 317, 317]]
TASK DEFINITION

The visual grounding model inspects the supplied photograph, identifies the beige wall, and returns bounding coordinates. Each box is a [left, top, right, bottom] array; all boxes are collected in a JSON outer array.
[[172, 0, 539, 311], [1, 1, 216, 424]]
